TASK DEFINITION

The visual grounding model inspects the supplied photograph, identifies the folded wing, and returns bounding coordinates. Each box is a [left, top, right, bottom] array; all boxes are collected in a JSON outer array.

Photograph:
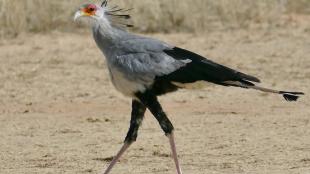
[[159, 47, 261, 87]]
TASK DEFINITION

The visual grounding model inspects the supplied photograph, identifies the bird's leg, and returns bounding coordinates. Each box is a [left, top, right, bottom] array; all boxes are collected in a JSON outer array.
[[167, 132, 182, 174], [100, 100, 146, 174], [101, 143, 131, 174], [124, 100, 146, 143], [136, 91, 183, 174]]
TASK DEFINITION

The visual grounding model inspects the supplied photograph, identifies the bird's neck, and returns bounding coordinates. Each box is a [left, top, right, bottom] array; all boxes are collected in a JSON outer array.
[[93, 18, 127, 41], [92, 19, 128, 54]]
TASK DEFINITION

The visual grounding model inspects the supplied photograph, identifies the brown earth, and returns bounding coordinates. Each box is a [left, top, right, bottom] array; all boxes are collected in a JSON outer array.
[[0, 28, 309, 174]]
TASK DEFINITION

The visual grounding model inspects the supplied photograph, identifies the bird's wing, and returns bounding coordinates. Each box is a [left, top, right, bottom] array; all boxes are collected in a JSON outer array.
[[112, 36, 259, 87], [159, 47, 261, 86], [117, 36, 172, 53], [111, 37, 192, 82]]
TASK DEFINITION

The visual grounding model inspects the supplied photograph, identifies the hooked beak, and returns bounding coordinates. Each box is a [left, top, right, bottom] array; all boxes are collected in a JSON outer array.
[[74, 10, 83, 22]]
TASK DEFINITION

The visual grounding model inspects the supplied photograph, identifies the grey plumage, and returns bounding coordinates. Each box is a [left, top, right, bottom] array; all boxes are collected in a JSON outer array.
[[90, 18, 303, 100], [92, 23, 191, 97]]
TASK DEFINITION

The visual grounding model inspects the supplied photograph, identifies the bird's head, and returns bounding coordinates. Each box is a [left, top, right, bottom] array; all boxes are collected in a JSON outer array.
[[74, 3, 103, 22], [74, 0, 132, 29]]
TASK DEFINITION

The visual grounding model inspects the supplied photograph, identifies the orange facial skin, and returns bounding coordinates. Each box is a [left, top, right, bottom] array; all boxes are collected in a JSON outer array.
[[82, 4, 97, 16]]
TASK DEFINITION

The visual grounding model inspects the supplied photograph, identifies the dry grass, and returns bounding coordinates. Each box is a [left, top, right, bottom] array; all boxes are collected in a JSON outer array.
[[0, 0, 309, 37]]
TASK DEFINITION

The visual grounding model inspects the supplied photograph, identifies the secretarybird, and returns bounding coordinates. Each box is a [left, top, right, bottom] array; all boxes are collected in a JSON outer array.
[[74, 1, 304, 174]]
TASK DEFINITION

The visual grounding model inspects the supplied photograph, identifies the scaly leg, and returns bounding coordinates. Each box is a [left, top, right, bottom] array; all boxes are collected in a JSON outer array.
[[101, 143, 131, 174], [167, 132, 183, 174], [100, 100, 146, 174]]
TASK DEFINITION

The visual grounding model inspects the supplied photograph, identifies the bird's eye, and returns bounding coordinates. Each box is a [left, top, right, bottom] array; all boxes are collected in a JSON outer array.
[[89, 7, 95, 11]]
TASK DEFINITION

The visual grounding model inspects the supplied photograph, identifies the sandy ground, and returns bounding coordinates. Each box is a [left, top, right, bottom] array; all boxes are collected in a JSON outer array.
[[0, 28, 309, 174]]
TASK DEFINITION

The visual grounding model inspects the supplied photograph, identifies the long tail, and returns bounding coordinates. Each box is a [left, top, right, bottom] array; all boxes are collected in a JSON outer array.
[[223, 81, 304, 102]]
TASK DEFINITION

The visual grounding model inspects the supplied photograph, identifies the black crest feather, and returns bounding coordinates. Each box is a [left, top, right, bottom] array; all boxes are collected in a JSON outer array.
[[101, 0, 108, 7], [101, 0, 134, 29]]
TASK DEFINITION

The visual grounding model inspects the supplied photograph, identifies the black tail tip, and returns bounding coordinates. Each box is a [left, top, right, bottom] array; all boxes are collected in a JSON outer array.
[[281, 92, 305, 102]]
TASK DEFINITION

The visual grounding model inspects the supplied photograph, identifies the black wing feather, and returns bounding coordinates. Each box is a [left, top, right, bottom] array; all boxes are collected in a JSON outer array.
[[160, 47, 260, 86], [152, 47, 304, 101]]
